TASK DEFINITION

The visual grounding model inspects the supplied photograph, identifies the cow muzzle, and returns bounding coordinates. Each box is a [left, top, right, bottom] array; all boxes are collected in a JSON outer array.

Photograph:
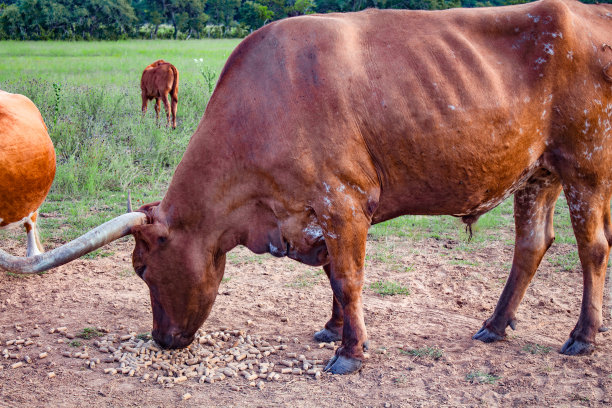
[[152, 328, 194, 349]]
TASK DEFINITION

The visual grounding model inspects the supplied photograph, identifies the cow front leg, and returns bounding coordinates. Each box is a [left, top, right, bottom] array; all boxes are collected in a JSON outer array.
[[314, 264, 343, 342], [474, 172, 561, 342], [319, 216, 369, 374], [24, 212, 45, 257], [560, 185, 611, 355]]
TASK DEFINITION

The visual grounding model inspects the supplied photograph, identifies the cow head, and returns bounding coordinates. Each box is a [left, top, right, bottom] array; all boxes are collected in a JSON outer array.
[[0, 199, 226, 350], [130, 203, 226, 349]]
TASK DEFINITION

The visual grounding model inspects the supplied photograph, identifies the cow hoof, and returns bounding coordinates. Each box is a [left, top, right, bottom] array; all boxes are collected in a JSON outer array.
[[324, 354, 362, 374], [599, 326, 609, 333], [314, 328, 341, 343], [473, 326, 504, 343], [560, 338, 595, 355]]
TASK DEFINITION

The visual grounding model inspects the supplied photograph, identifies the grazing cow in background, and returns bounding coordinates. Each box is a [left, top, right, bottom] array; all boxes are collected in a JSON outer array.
[[140, 60, 179, 129], [0, 90, 55, 257], [2, 0, 612, 375]]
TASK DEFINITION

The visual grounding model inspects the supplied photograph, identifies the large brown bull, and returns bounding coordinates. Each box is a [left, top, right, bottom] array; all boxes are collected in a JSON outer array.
[[141, 60, 179, 129], [0, 91, 55, 257], [2, 0, 612, 374]]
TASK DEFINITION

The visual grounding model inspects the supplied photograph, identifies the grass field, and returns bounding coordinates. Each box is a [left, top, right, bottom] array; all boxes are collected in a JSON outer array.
[[0, 39, 603, 271], [0, 40, 241, 243]]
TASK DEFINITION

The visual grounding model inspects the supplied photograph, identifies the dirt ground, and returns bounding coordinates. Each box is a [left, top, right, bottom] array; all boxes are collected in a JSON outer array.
[[0, 225, 611, 407]]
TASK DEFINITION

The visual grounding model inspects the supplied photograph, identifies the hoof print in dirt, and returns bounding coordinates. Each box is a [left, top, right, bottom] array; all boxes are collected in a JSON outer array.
[[473, 327, 504, 343], [324, 354, 362, 374], [560, 338, 595, 356]]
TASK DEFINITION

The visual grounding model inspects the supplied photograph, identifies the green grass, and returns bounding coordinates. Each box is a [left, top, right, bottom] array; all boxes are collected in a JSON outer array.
[[369, 280, 410, 297], [136, 332, 152, 341], [0, 40, 607, 271], [69, 340, 82, 347], [466, 371, 500, 384], [77, 327, 103, 339], [550, 251, 580, 273], [400, 346, 444, 360], [0, 40, 240, 244], [287, 269, 325, 288], [522, 343, 552, 355]]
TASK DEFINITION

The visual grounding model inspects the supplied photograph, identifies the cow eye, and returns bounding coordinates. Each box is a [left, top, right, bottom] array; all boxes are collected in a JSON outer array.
[[135, 265, 146, 279]]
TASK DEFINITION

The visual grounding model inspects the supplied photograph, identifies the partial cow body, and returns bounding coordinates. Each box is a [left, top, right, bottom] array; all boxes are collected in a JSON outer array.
[[2, 0, 610, 375], [140, 60, 179, 129], [132, 0, 612, 373], [0, 91, 55, 257]]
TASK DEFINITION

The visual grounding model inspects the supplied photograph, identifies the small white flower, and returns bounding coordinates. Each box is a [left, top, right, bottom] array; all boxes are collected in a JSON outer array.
[[199, 58, 204, 62], [193, 58, 198, 62]]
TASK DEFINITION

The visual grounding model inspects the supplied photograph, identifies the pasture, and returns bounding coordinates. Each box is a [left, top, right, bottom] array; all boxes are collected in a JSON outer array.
[[0, 40, 611, 406]]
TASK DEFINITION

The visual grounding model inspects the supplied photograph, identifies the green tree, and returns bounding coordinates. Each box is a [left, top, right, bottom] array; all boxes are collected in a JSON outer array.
[[238, 0, 274, 29], [206, 0, 240, 25], [0, 4, 24, 39]]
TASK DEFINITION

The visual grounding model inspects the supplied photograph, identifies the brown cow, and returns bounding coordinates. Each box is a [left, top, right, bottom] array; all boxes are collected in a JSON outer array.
[[141, 60, 179, 129], [0, 90, 55, 257], [2, 0, 612, 375]]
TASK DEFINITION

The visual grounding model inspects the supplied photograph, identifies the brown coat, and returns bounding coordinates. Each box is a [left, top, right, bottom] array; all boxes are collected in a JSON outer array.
[[132, 0, 612, 373], [141, 60, 179, 129]]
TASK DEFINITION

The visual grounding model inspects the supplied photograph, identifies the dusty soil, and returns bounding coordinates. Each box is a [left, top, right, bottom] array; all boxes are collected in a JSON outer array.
[[0, 226, 611, 407]]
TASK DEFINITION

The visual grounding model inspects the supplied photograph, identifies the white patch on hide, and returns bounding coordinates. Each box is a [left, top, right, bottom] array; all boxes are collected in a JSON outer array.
[[303, 224, 324, 241], [543, 43, 554, 55], [527, 13, 540, 23]]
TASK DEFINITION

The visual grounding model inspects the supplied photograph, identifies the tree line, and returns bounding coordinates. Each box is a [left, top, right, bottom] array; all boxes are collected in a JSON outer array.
[[0, 0, 605, 41]]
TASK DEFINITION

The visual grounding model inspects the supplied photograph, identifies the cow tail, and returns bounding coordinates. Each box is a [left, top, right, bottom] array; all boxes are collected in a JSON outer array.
[[170, 65, 179, 102]]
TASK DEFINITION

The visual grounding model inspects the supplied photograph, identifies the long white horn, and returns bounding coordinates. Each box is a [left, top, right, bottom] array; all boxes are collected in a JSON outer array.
[[0, 212, 147, 274]]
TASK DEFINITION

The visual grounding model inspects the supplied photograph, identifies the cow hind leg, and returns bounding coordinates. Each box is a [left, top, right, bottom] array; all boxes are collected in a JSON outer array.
[[559, 182, 611, 355], [141, 94, 148, 117], [154, 98, 161, 125], [170, 96, 177, 129], [161, 94, 171, 128], [474, 170, 562, 343]]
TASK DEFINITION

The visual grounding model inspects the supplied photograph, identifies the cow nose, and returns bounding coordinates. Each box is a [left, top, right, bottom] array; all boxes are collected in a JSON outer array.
[[152, 329, 193, 349]]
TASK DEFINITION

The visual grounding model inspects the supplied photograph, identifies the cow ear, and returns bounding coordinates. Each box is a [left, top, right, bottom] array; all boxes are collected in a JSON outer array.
[[136, 201, 161, 224]]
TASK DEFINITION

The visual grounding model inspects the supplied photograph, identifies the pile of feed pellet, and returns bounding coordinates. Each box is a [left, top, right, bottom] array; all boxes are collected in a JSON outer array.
[[3, 324, 339, 389]]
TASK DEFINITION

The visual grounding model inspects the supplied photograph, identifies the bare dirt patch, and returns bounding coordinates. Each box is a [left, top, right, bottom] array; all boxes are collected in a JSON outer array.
[[0, 233, 611, 407]]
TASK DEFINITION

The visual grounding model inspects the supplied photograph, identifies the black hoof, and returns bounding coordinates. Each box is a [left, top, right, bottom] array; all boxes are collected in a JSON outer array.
[[599, 326, 609, 333], [473, 326, 504, 343], [560, 338, 595, 355], [324, 354, 362, 374], [314, 328, 341, 343]]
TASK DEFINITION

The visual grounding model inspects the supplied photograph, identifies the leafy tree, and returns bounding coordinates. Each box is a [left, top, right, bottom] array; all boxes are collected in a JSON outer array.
[[291, 0, 317, 15], [206, 0, 240, 25], [238, 1, 274, 29], [0, 4, 23, 39]]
